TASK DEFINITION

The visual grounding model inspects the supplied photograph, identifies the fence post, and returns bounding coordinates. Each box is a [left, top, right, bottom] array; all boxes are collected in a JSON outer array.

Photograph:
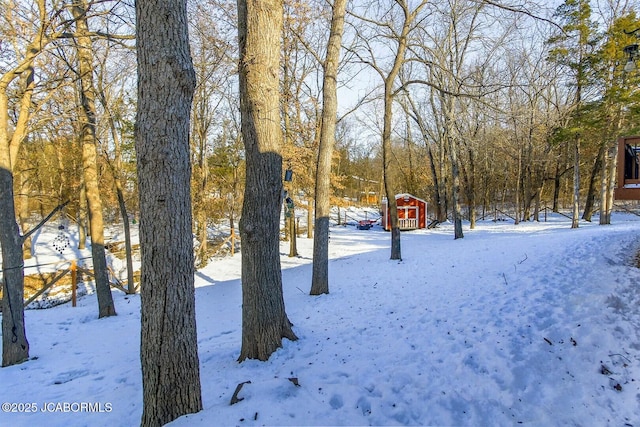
[[71, 260, 77, 307]]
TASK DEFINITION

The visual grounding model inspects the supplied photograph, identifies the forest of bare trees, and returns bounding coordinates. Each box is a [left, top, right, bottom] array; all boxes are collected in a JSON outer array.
[[2, 0, 640, 422]]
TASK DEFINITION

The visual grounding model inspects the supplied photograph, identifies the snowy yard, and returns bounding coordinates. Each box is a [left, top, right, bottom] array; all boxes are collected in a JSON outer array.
[[1, 212, 640, 426]]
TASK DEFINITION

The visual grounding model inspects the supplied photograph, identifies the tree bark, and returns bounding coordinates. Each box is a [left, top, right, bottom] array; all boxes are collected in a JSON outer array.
[[237, 0, 297, 362], [311, 0, 347, 295], [379, 0, 427, 260], [571, 135, 580, 229], [306, 197, 313, 239], [115, 185, 135, 294], [97, 61, 135, 293], [601, 144, 617, 225], [448, 133, 464, 239], [582, 141, 605, 221], [72, 0, 116, 318], [0, 166, 29, 367], [0, 0, 49, 367], [288, 213, 298, 257], [78, 174, 87, 249], [136, 0, 203, 424]]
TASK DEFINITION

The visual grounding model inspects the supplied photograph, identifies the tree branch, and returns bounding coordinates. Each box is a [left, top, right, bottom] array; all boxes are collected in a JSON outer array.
[[476, 0, 565, 33], [21, 200, 70, 242]]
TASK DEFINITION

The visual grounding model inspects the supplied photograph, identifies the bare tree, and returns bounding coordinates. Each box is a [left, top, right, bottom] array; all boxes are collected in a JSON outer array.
[[189, 1, 235, 265], [136, 0, 202, 424], [0, 0, 56, 367], [351, 0, 429, 259], [237, 0, 297, 361], [311, 0, 348, 295], [71, 0, 117, 317]]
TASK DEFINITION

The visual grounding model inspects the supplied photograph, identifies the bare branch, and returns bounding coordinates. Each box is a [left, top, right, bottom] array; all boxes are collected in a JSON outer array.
[[476, 0, 565, 33], [21, 200, 70, 242]]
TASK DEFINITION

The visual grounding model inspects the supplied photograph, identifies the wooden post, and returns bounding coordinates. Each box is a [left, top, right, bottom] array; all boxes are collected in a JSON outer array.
[[71, 260, 77, 307]]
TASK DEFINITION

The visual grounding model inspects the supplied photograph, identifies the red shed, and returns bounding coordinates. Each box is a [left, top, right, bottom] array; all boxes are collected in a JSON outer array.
[[381, 193, 427, 231]]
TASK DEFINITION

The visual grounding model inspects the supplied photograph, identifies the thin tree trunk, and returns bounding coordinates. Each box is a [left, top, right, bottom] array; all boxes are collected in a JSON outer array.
[[599, 144, 610, 225], [583, 142, 605, 221], [428, 143, 446, 222], [288, 201, 298, 257], [116, 185, 135, 294], [552, 159, 561, 213], [571, 136, 580, 229], [72, 0, 116, 318], [379, 0, 427, 260], [467, 147, 476, 229], [449, 134, 463, 239], [601, 144, 617, 225], [311, 0, 346, 295], [515, 142, 522, 225], [98, 69, 134, 293]]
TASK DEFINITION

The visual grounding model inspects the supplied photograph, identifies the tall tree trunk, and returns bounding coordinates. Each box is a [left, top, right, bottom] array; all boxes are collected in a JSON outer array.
[[0, 165, 29, 366], [378, 0, 427, 259], [237, 0, 297, 362], [448, 134, 463, 239], [552, 158, 561, 213], [16, 170, 32, 259], [78, 174, 87, 249], [428, 143, 446, 222], [443, 94, 463, 238], [99, 93, 135, 294], [467, 147, 476, 229], [571, 136, 580, 229], [601, 144, 617, 225], [599, 144, 610, 225], [136, 0, 203, 425], [311, 0, 347, 295], [288, 212, 298, 257], [72, 0, 116, 318], [383, 97, 402, 258], [116, 184, 135, 294], [306, 196, 313, 239], [582, 141, 605, 221], [515, 145, 522, 225], [382, 66, 403, 259], [0, 8, 44, 365], [288, 198, 298, 257]]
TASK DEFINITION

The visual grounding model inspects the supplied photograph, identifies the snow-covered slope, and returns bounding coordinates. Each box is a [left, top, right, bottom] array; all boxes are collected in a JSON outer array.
[[1, 213, 639, 426]]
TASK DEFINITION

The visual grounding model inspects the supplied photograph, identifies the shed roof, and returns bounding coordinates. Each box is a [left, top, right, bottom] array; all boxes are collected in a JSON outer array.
[[382, 193, 427, 205]]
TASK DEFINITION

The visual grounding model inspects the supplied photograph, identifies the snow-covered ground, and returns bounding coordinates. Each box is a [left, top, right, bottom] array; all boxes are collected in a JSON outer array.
[[1, 212, 640, 426]]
